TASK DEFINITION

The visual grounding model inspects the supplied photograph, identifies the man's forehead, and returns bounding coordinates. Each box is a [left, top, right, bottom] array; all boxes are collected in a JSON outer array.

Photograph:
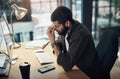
[[53, 21, 59, 25]]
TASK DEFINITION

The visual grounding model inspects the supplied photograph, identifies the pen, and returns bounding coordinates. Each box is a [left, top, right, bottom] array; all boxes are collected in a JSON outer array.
[[42, 42, 50, 49]]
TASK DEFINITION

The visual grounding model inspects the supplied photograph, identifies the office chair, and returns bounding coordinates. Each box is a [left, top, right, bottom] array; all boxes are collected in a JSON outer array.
[[96, 28, 118, 78]]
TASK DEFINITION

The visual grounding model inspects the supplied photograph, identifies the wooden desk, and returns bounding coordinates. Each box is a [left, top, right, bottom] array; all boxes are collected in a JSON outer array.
[[3, 42, 90, 79]]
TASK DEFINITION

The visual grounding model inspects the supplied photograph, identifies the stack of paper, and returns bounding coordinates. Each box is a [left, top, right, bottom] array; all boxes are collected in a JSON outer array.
[[25, 40, 49, 49]]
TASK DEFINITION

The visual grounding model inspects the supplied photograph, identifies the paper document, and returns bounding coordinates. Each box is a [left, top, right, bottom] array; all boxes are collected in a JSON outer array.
[[0, 54, 6, 67], [35, 50, 54, 64], [25, 39, 49, 49]]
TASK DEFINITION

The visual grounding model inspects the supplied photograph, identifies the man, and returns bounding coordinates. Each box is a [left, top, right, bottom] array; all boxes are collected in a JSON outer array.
[[47, 6, 108, 79]]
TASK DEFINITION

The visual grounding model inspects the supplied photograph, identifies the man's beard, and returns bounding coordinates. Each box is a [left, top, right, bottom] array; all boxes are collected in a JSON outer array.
[[57, 25, 68, 35]]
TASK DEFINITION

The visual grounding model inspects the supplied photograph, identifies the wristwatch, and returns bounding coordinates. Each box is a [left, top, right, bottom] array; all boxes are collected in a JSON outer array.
[[51, 42, 56, 48]]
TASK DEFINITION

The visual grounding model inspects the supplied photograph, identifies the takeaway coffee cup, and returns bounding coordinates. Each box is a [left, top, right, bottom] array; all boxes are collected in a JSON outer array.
[[19, 62, 31, 79]]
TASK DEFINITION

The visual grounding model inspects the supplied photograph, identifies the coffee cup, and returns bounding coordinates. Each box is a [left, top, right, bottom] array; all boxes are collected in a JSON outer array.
[[19, 62, 30, 79]]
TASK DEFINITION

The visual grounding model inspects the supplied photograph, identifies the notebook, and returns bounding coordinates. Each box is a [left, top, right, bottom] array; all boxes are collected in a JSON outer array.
[[25, 39, 49, 49], [35, 49, 54, 64]]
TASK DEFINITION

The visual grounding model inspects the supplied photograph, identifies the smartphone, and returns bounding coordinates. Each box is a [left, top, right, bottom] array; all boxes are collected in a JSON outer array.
[[38, 65, 55, 73]]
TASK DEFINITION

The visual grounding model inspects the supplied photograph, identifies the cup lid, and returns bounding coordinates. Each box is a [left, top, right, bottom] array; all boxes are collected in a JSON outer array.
[[19, 62, 30, 66]]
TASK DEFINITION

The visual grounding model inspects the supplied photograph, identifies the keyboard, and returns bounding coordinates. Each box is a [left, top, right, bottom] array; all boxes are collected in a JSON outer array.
[[35, 50, 54, 64]]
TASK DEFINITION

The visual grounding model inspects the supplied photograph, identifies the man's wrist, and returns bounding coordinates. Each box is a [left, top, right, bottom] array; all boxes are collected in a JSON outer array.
[[51, 42, 56, 48]]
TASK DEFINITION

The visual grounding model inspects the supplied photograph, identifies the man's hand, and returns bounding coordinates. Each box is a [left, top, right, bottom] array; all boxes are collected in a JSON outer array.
[[47, 26, 60, 56], [47, 26, 55, 43]]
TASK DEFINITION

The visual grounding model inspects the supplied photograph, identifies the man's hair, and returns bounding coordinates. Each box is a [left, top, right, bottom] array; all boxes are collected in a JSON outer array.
[[51, 6, 73, 24]]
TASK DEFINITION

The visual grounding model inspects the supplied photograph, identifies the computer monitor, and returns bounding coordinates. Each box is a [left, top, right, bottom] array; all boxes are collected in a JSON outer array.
[[0, 25, 11, 76], [0, 21, 9, 55], [0, 12, 13, 62], [0, 14, 10, 66], [0, 12, 13, 47]]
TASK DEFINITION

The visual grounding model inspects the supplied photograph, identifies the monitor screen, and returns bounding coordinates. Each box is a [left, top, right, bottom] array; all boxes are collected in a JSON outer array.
[[0, 12, 13, 47], [0, 12, 13, 60], [0, 23, 9, 55], [0, 12, 17, 65]]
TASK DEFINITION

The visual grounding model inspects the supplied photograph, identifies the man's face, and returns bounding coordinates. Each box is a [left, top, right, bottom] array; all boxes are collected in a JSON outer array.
[[53, 21, 68, 35]]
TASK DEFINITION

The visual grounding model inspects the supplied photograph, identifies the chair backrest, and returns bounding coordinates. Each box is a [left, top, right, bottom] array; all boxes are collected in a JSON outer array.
[[96, 28, 118, 72]]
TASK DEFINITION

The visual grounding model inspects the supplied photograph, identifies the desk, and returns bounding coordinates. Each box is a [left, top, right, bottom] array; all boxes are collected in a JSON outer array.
[[4, 42, 90, 79]]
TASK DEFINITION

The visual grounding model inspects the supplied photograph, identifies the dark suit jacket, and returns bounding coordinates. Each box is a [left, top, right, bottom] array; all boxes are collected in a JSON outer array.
[[55, 20, 103, 79]]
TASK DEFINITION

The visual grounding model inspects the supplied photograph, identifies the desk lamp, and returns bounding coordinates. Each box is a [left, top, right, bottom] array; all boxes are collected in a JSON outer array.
[[10, 3, 28, 49]]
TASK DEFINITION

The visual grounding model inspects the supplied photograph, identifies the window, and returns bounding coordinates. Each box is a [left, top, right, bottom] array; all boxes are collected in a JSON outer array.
[[30, 0, 64, 40], [92, 0, 120, 41]]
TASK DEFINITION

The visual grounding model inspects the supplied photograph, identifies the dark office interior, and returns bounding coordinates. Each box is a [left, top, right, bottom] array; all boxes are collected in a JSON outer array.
[[0, 0, 120, 79]]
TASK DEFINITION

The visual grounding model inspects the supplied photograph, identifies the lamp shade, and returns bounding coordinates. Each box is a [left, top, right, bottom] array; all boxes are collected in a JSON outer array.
[[11, 3, 28, 20], [10, 3, 28, 49]]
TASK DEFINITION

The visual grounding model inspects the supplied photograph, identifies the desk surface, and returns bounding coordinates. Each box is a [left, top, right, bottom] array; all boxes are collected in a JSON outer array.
[[3, 42, 90, 79]]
